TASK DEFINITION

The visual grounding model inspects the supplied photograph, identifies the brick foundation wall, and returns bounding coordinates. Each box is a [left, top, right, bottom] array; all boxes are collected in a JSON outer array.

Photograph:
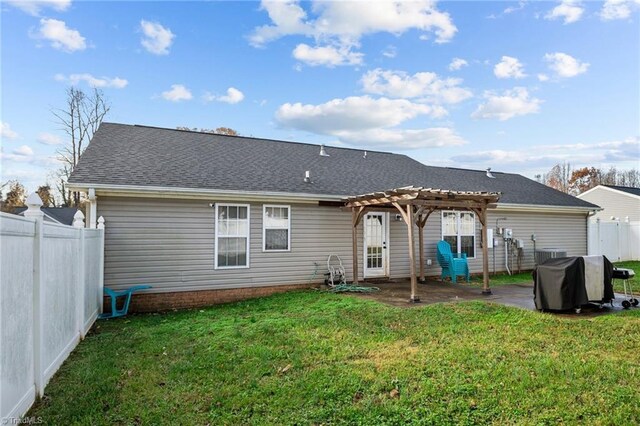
[[104, 283, 313, 314]]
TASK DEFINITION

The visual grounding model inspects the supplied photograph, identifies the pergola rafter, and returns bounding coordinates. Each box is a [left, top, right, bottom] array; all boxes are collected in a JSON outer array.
[[344, 186, 501, 303]]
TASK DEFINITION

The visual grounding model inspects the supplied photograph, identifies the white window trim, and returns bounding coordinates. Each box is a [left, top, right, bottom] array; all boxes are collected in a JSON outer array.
[[441, 210, 477, 259], [214, 203, 251, 269], [262, 204, 291, 252]]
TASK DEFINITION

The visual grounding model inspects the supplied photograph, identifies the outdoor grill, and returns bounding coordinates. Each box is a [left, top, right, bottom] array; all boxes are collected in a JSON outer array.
[[533, 255, 614, 313]]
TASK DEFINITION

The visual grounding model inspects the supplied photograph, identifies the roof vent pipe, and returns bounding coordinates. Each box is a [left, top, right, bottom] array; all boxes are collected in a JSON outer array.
[[486, 167, 495, 178], [304, 171, 311, 183], [319, 145, 329, 157]]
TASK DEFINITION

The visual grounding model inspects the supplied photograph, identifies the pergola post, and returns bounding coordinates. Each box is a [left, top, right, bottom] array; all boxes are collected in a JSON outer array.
[[418, 218, 425, 283], [406, 204, 419, 302], [352, 208, 359, 284], [479, 207, 491, 294]]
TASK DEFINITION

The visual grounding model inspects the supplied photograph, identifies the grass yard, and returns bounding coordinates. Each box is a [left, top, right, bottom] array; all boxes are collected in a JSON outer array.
[[29, 291, 639, 425]]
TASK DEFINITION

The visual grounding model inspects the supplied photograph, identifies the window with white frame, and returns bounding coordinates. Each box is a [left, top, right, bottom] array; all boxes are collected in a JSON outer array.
[[263, 205, 290, 251], [215, 204, 250, 268], [441, 211, 476, 258]]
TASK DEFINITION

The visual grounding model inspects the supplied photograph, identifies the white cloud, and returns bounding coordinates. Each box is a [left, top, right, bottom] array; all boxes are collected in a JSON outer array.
[[448, 58, 468, 71], [203, 87, 245, 104], [140, 20, 175, 55], [275, 95, 463, 149], [6, 0, 71, 16], [219, 87, 244, 104], [471, 87, 542, 121], [54, 73, 128, 88], [504, 1, 527, 14], [537, 73, 549, 82], [494, 56, 526, 79], [13, 145, 34, 156], [276, 96, 439, 132], [382, 45, 397, 58], [250, 0, 457, 67], [1, 122, 18, 140], [37, 132, 62, 145], [600, 0, 640, 20], [35, 18, 86, 52], [544, 52, 589, 78], [335, 127, 466, 149], [292, 43, 363, 67], [545, 0, 584, 24], [360, 68, 472, 105], [161, 84, 192, 102], [450, 137, 640, 170]]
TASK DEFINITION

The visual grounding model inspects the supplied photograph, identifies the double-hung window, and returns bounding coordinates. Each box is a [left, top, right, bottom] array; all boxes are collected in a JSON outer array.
[[215, 204, 250, 268], [441, 211, 476, 258], [263, 205, 290, 251]]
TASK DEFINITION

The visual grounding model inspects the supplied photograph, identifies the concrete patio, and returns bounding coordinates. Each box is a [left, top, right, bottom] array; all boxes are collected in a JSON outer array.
[[347, 279, 627, 317]]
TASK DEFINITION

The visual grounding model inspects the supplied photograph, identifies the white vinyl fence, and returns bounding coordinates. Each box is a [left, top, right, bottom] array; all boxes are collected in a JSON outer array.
[[1, 196, 105, 422], [587, 219, 640, 262]]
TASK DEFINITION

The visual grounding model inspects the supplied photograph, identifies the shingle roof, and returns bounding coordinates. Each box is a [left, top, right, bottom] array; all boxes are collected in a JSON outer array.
[[604, 185, 640, 197], [68, 123, 598, 208], [14, 207, 78, 225]]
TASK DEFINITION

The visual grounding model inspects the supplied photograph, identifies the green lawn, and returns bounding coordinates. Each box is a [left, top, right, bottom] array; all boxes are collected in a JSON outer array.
[[29, 292, 640, 425]]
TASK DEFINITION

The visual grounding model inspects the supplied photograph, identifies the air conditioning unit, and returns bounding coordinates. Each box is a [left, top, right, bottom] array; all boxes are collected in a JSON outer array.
[[535, 248, 568, 265]]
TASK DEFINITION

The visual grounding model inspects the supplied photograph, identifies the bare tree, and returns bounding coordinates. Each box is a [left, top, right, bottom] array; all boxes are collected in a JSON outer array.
[[544, 162, 572, 194], [541, 163, 639, 194], [53, 87, 110, 206]]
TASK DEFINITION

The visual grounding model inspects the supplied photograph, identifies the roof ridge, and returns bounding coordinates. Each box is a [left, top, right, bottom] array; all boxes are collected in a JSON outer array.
[[102, 122, 400, 156]]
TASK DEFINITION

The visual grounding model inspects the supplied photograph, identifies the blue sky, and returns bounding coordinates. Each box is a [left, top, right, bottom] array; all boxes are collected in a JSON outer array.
[[1, 0, 639, 193]]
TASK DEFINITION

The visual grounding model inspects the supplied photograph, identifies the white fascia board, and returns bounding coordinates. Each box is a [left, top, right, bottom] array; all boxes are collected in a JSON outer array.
[[68, 182, 346, 204], [577, 185, 640, 200], [495, 203, 601, 214], [69, 182, 603, 212]]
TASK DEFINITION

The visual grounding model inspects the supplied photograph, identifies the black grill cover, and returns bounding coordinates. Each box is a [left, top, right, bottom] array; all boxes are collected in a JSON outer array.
[[532, 256, 614, 311], [533, 257, 587, 310]]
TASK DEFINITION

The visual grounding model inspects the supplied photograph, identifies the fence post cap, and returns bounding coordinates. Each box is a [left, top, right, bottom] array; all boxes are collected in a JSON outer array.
[[26, 193, 43, 208], [24, 193, 44, 219], [73, 210, 85, 228], [97, 216, 105, 229]]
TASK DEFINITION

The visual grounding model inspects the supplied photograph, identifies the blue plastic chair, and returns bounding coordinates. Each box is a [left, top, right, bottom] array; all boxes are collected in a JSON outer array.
[[436, 240, 470, 284], [99, 285, 151, 319]]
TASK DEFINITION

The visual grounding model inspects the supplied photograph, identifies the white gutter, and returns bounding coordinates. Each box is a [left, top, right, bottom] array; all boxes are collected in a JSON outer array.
[[69, 182, 603, 212], [495, 203, 601, 214], [67, 182, 347, 203]]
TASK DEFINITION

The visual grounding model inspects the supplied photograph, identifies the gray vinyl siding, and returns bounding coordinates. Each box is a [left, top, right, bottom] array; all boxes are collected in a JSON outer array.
[[98, 196, 588, 293], [578, 187, 640, 222]]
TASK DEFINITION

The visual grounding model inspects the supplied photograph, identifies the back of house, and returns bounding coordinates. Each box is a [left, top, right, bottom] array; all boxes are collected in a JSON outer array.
[[68, 123, 599, 311]]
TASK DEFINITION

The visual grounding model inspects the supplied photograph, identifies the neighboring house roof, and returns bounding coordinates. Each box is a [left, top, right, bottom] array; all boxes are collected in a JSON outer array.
[[13, 207, 78, 225], [603, 185, 640, 197], [577, 184, 640, 200], [68, 122, 598, 209]]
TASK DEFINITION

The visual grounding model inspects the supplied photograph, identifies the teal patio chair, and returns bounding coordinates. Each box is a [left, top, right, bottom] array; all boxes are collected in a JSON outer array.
[[99, 285, 152, 319], [436, 240, 470, 284]]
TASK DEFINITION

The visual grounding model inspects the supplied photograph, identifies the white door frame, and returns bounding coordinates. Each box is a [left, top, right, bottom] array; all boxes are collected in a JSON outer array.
[[363, 212, 389, 278]]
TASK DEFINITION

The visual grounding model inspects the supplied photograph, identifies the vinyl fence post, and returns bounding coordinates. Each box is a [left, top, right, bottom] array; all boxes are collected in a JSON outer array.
[[73, 211, 86, 339], [97, 216, 106, 314], [23, 194, 45, 398]]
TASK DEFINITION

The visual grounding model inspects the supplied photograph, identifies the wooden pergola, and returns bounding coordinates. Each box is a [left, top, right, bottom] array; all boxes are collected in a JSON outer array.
[[344, 186, 501, 302]]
